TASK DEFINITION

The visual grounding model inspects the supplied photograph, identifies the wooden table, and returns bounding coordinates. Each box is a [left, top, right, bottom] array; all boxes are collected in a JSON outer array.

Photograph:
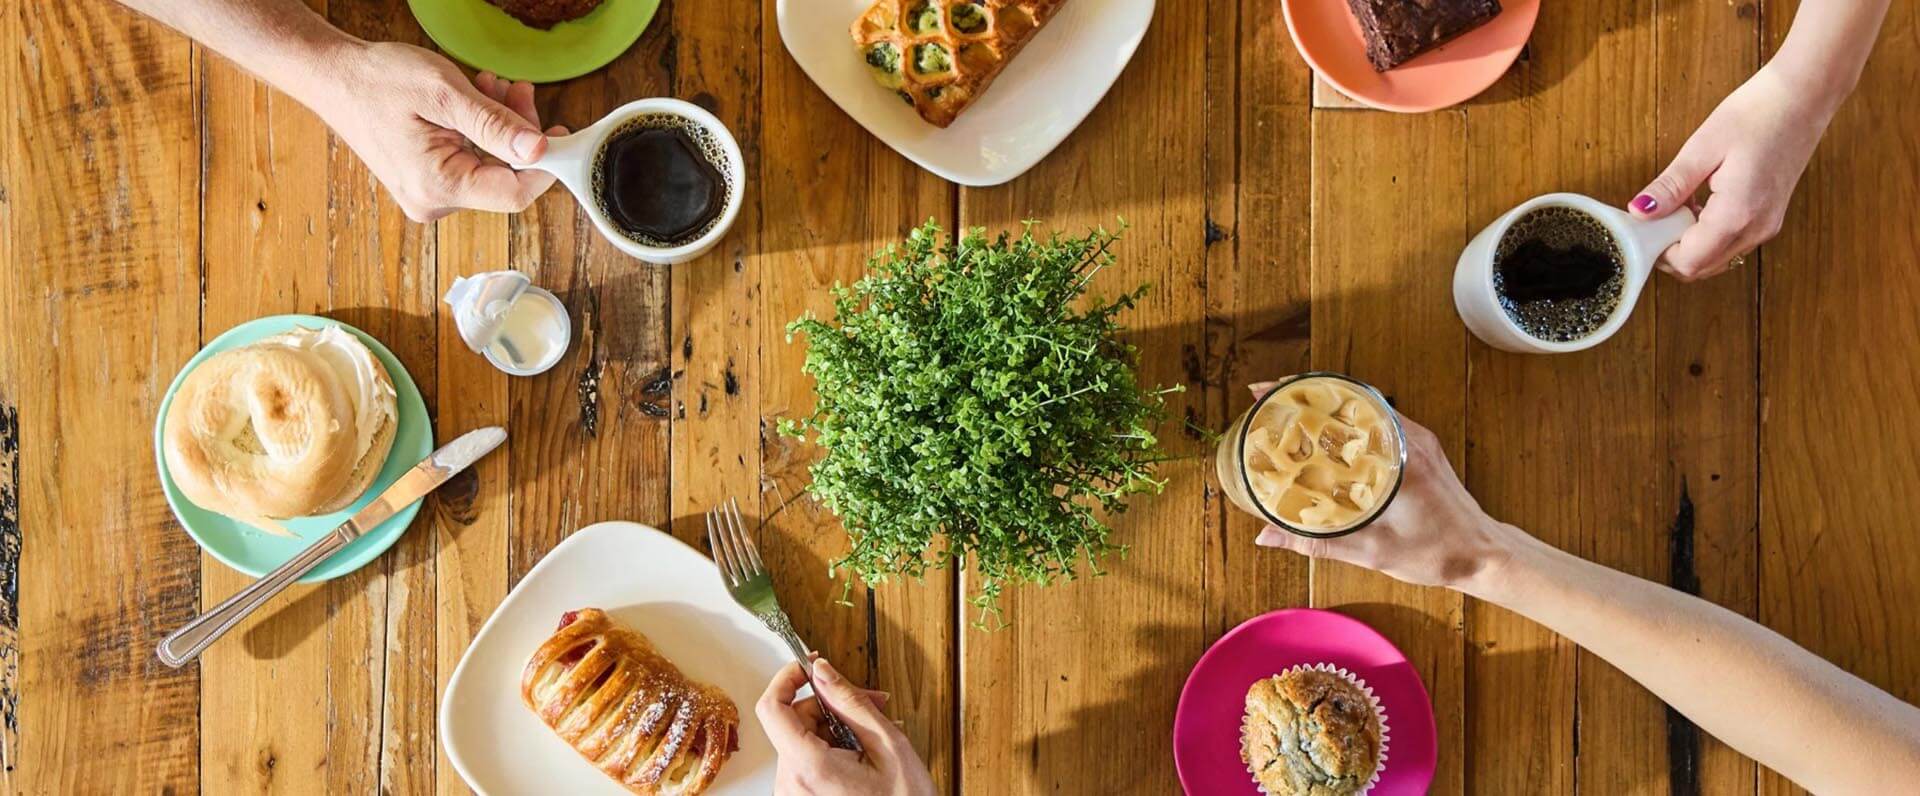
[[5, 0, 1918, 793]]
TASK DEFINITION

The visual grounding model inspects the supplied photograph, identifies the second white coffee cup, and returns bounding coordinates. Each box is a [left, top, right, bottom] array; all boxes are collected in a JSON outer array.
[[1453, 192, 1694, 354], [516, 98, 745, 265]]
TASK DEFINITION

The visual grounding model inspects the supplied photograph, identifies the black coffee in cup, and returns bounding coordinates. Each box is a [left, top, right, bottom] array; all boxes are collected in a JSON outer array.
[[591, 114, 734, 247], [1491, 206, 1624, 342]]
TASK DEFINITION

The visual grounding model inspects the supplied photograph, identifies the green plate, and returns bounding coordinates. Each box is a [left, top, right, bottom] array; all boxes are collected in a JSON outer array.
[[408, 0, 662, 84], [154, 315, 434, 582]]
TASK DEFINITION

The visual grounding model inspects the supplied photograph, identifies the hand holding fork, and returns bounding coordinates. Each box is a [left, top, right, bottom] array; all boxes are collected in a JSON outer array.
[[706, 498, 865, 753]]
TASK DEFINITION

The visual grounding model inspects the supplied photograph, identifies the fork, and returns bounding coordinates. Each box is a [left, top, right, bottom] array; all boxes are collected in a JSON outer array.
[[706, 497, 865, 753]]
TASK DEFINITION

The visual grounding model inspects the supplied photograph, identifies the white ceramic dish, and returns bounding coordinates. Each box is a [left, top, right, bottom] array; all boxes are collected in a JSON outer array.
[[440, 522, 787, 795], [777, 0, 1156, 186]]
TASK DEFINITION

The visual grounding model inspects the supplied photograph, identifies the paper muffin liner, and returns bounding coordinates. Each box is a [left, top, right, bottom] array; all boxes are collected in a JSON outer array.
[[1243, 662, 1389, 796]]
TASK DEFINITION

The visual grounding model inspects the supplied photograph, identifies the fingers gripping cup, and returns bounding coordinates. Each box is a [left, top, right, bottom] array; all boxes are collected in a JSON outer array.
[[1217, 373, 1408, 538], [515, 98, 745, 264]]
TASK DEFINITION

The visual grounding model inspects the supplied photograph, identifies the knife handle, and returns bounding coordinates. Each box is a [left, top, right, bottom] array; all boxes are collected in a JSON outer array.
[[155, 526, 354, 667]]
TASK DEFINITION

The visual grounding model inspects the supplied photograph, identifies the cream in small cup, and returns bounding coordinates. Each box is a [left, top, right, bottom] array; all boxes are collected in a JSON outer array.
[[516, 98, 744, 265], [1453, 192, 1695, 354], [1216, 373, 1408, 538]]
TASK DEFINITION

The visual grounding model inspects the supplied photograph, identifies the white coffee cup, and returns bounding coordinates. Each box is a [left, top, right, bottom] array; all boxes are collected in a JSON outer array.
[[1453, 192, 1695, 354], [516, 98, 745, 265]]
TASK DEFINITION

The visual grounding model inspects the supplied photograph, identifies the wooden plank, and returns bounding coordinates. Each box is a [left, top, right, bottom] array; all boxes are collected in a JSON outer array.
[[431, 208, 513, 796], [955, 4, 1209, 791], [1202, 0, 1314, 676], [1310, 109, 1469, 795], [754, 0, 959, 787], [1312, 76, 1371, 110], [2, 0, 202, 791], [667, 0, 761, 553], [1460, 0, 1661, 792], [0, 0, 19, 784], [194, 3, 394, 787], [1650, 0, 1762, 793], [317, 7, 447, 795], [1758, 2, 1920, 795], [504, 32, 675, 589]]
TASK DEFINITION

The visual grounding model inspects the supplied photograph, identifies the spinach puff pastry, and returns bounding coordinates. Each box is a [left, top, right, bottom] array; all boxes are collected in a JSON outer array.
[[851, 0, 1069, 127]]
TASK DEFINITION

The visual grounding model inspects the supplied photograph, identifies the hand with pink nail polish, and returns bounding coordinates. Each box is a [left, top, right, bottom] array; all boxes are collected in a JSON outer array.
[[1628, 0, 1891, 282]]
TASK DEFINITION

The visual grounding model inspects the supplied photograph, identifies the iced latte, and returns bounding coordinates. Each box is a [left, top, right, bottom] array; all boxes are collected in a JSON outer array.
[[1216, 374, 1406, 536]]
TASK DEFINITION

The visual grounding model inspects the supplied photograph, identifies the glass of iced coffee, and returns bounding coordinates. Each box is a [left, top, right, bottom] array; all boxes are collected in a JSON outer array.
[[1216, 372, 1407, 538]]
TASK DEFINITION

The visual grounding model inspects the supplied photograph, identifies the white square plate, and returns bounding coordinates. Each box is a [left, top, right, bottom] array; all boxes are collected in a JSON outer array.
[[440, 522, 788, 795], [777, 0, 1157, 186]]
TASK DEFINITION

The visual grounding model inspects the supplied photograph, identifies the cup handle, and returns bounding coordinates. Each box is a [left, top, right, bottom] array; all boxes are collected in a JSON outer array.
[[1623, 205, 1697, 281], [514, 129, 594, 189]]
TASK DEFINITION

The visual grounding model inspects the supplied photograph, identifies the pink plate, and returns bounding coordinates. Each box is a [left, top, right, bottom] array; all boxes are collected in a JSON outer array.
[[1173, 608, 1437, 795], [1282, 0, 1540, 113]]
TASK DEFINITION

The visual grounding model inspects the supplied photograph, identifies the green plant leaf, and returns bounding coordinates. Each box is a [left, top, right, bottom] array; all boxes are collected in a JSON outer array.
[[784, 220, 1171, 625]]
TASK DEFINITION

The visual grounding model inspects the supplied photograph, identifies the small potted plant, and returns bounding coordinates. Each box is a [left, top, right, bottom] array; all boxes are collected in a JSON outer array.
[[784, 220, 1179, 625]]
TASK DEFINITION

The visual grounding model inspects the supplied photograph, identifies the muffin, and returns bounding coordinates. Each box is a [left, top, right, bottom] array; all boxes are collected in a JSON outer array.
[[1240, 665, 1386, 795]]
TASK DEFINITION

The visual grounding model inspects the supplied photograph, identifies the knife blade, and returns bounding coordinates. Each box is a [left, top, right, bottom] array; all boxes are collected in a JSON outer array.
[[339, 426, 507, 540], [156, 426, 507, 667]]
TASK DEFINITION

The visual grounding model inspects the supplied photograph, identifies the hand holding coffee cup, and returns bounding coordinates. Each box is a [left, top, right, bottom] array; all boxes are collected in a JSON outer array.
[[1453, 192, 1696, 354], [513, 98, 745, 264]]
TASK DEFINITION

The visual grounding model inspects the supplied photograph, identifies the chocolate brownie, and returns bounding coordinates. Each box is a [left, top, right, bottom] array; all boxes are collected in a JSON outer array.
[[488, 0, 603, 30], [1344, 0, 1503, 71]]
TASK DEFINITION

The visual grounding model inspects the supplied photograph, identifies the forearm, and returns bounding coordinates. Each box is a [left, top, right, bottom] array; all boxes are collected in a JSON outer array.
[[1465, 525, 1920, 793], [112, 0, 357, 106], [1768, 0, 1892, 116]]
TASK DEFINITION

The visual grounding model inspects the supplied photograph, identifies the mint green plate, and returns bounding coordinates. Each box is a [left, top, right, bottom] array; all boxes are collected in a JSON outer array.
[[408, 0, 662, 84], [154, 315, 434, 582]]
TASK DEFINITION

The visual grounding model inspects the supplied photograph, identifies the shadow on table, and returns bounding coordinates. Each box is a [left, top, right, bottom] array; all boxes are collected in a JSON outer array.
[[1017, 621, 1194, 788], [1460, 0, 1656, 109]]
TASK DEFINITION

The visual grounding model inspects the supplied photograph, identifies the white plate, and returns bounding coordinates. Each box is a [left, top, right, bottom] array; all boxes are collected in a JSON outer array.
[[777, 0, 1156, 186], [440, 522, 787, 795]]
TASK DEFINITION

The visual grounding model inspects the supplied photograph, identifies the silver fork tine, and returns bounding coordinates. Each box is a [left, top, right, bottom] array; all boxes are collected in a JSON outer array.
[[727, 498, 765, 574], [716, 505, 750, 585], [705, 508, 736, 586], [721, 499, 753, 578]]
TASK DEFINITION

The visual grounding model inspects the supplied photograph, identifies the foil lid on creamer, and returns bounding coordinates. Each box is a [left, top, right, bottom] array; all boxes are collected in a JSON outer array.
[[442, 270, 570, 376]]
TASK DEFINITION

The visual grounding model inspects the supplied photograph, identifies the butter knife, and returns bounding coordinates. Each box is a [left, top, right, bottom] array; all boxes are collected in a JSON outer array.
[[156, 427, 507, 667]]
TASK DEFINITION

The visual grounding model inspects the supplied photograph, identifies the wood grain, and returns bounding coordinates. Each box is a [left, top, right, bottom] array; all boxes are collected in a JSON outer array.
[[501, 24, 675, 593], [1203, 0, 1316, 649], [431, 207, 512, 796], [1652, 0, 1762, 793], [955, 3, 1211, 791], [4, 0, 204, 791], [1311, 109, 1470, 795], [194, 1, 386, 785], [1758, 2, 1920, 795], [10, 0, 1920, 793], [1462, 0, 1664, 792]]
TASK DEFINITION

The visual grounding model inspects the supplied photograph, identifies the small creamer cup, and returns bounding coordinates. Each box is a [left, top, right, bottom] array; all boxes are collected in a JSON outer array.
[[515, 98, 745, 265], [1453, 192, 1695, 354]]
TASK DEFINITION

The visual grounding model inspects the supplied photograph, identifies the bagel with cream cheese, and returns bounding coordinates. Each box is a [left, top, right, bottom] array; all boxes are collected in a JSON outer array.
[[164, 324, 398, 521]]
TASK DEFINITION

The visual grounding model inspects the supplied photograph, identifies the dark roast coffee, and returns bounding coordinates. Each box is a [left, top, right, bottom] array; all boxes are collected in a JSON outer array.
[[1491, 207, 1624, 342], [591, 115, 732, 247]]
